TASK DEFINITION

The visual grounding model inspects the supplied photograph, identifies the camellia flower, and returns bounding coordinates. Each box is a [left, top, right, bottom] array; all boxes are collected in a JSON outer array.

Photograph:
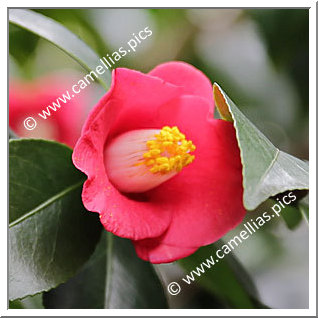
[[73, 62, 245, 263], [9, 73, 90, 148]]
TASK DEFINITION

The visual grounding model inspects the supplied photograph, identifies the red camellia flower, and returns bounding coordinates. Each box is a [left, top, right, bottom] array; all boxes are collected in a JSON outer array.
[[73, 62, 245, 263], [9, 73, 90, 148]]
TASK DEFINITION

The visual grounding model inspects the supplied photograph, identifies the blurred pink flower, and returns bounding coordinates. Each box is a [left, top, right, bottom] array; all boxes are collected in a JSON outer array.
[[9, 73, 90, 148]]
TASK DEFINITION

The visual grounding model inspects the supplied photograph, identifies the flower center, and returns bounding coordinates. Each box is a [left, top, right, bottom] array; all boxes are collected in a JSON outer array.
[[139, 126, 196, 174], [104, 126, 195, 193]]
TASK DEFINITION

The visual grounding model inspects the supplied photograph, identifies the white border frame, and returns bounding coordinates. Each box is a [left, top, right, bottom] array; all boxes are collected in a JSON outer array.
[[3, 1, 316, 316]]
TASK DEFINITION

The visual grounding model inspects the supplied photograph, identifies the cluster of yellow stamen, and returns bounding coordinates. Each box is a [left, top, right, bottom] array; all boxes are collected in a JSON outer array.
[[140, 126, 196, 174]]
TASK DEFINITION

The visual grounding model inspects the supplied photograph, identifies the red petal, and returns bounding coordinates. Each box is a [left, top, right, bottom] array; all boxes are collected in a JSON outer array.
[[145, 95, 245, 249], [73, 68, 184, 240], [133, 99, 245, 263], [133, 239, 198, 264], [73, 65, 245, 254], [149, 61, 214, 114]]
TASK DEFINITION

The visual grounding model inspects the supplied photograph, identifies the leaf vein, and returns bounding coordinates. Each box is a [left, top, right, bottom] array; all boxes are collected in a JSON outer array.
[[9, 180, 84, 228]]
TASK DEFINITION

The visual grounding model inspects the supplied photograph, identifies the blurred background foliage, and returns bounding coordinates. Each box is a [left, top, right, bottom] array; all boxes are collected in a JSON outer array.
[[9, 8, 309, 309]]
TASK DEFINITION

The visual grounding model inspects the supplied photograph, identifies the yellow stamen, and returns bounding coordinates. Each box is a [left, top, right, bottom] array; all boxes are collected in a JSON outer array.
[[138, 126, 195, 175]]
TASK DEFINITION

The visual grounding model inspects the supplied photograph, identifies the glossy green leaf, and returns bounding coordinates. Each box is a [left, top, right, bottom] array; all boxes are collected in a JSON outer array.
[[179, 241, 263, 309], [9, 139, 102, 300], [10, 139, 81, 222], [213, 83, 309, 210], [9, 9, 111, 89], [43, 232, 168, 309]]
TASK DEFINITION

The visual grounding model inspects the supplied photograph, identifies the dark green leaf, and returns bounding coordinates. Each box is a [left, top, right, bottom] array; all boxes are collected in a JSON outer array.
[[213, 83, 309, 210], [10, 139, 81, 222], [9, 9, 111, 89], [43, 232, 168, 309], [179, 241, 263, 309], [9, 139, 102, 300]]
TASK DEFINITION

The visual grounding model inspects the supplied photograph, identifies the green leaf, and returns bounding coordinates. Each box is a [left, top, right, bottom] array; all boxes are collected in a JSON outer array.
[[10, 139, 80, 222], [9, 9, 111, 90], [9, 139, 102, 300], [179, 241, 263, 309], [43, 232, 168, 309], [213, 83, 309, 210]]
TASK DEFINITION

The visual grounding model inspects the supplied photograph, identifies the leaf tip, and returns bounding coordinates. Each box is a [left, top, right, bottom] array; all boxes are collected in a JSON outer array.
[[213, 83, 233, 122]]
